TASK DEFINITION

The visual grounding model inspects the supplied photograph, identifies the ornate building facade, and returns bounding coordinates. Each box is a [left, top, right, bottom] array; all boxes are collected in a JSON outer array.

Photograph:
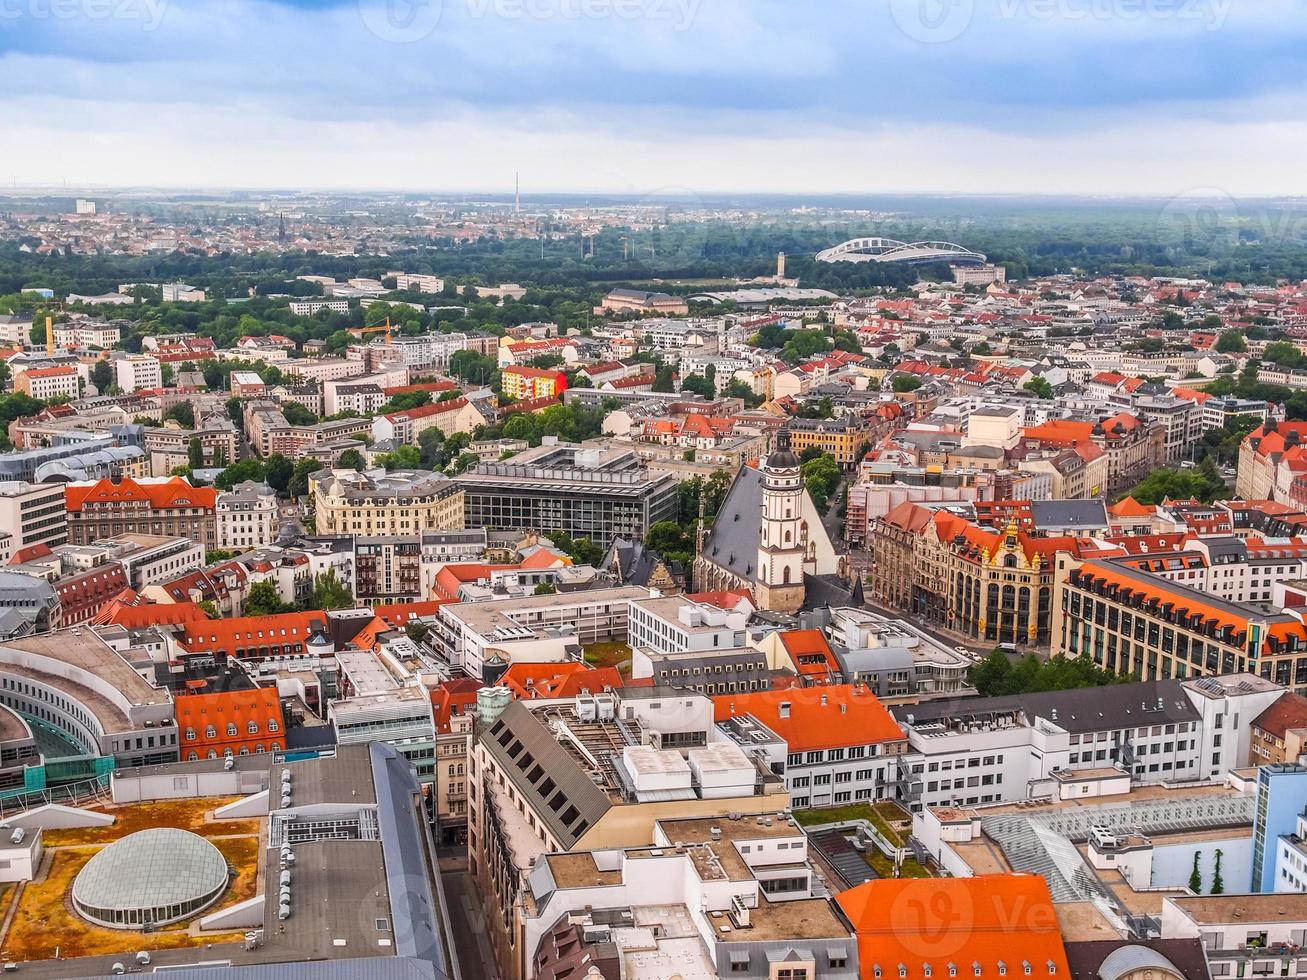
[[870, 500, 1096, 647]]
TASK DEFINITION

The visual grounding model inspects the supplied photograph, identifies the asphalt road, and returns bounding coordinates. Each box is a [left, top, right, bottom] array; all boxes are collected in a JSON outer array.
[[442, 868, 502, 980]]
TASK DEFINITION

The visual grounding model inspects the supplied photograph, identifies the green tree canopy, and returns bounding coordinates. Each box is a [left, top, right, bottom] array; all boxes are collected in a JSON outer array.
[[969, 650, 1137, 697], [244, 580, 293, 617]]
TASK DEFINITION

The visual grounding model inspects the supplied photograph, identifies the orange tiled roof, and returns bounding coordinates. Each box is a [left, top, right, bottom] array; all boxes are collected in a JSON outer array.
[[837, 874, 1071, 980], [779, 630, 840, 679], [64, 476, 216, 512], [500, 662, 624, 700], [175, 687, 282, 745], [713, 684, 905, 751], [1109, 496, 1154, 518], [180, 611, 327, 656]]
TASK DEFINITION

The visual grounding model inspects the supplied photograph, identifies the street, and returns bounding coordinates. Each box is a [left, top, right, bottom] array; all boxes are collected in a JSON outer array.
[[441, 863, 501, 980]]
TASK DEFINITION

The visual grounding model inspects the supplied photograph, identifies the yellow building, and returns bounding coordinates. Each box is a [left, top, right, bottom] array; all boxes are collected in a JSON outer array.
[[501, 366, 566, 402], [786, 416, 871, 469], [311, 468, 464, 536]]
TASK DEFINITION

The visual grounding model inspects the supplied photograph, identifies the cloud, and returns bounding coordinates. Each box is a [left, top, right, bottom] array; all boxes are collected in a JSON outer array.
[[2, 0, 1307, 192]]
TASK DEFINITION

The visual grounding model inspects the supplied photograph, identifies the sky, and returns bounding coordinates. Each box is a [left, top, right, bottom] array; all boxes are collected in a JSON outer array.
[[4, 0, 1307, 196]]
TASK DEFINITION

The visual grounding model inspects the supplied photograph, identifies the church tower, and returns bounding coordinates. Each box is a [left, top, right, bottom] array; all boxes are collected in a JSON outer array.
[[755, 431, 807, 614]]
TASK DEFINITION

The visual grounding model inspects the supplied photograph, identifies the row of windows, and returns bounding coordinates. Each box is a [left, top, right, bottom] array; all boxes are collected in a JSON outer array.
[[184, 719, 279, 740]]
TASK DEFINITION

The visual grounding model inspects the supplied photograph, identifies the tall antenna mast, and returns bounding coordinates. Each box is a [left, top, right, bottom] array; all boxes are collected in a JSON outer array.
[[515, 172, 520, 214]]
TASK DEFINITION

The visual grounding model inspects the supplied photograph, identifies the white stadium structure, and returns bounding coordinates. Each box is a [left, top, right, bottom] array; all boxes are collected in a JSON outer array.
[[815, 237, 987, 265]]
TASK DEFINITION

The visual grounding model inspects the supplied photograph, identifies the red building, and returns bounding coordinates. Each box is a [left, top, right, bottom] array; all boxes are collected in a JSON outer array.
[[175, 687, 285, 760]]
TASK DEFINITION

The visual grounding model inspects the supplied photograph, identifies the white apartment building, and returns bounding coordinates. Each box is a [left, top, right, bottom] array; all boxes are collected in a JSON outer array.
[[627, 594, 748, 654], [115, 354, 162, 393], [53, 320, 121, 348], [715, 686, 908, 811], [16, 365, 80, 401], [160, 283, 206, 302], [288, 298, 351, 316], [215, 482, 280, 551], [390, 273, 445, 293], [1162, 893, 1307, 980], [282, 357, 366, 384], [896, 674, 1285, 811], [434, 585, 650, 678], [0, 482, 68, 551]]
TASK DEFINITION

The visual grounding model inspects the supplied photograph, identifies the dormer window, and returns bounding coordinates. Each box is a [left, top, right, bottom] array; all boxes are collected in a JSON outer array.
[[949, 964, 958, 977], [974, 964, 983, 977], [1024, 963, 1032, 976], [999, 963, 1008, 977]]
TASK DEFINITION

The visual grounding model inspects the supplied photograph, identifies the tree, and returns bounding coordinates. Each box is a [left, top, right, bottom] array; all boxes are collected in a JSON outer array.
[[1189, 852, 1203, 893], [801, 453, 841, 514], [244, 580, 293, 616], [287, 458, 323, 498], [679, 373, 715, 398], [310, 570, 354, 611], [264, 453, 294, 495], [376, 444, 422, 470], [381, 391, 432, 414], [645, 521, 693, 560], [1211, 848, 1224, 894], [1123, 466, 1224, 506], [90, 359, 113, 393], [215, 457, 266, 491], [187, 437, 204, 470], [1023, 377, 1054, 399], [533, 582, 557, 595], [892, 375, 922, 393], [197, 600, 220, 619], [162, 403, 195, 428], [969, 650, 1138, 696], [1214, 330, 1247, 354], [281, 401, 318, 426], [651, 365, 675, 393], [337, 448, 364, 471]]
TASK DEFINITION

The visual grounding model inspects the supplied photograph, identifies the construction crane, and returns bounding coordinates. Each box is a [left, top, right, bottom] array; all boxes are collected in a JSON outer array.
[[346, 317, 394, 342]]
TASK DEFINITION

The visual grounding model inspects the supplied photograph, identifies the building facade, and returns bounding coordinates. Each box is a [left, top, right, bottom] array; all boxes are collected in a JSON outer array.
[[63, 477, 217, 549], [313, 469, 465, 537]]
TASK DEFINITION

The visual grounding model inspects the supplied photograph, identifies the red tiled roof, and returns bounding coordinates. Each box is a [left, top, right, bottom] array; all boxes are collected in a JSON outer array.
[[837, 875, 1071, 980], [1252, 693, 1307, 739], [65, 476, 216, 512], [713, 684, 905, 751]]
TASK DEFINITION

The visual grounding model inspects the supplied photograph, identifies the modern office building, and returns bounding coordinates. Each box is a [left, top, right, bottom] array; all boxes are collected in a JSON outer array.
[[0, 481, 69, 551], [455, 442, 678, 550], [1252, 764, 1307, 893]]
